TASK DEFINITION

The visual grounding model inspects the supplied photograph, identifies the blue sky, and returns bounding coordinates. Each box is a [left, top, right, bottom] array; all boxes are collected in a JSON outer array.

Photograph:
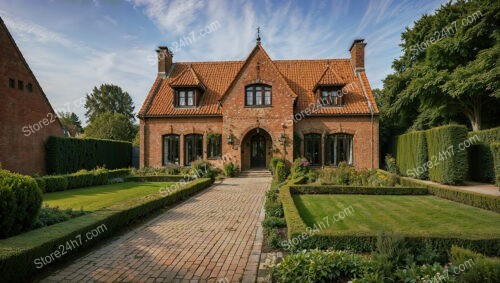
[[1, 0, 447, 123]]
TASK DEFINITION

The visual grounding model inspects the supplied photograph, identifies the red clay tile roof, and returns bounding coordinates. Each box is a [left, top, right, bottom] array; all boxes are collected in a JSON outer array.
[[139, 45, 379, 117]]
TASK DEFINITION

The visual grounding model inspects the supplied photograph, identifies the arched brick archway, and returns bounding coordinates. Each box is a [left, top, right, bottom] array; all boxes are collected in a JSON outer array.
[[240, 128, 272, 170]]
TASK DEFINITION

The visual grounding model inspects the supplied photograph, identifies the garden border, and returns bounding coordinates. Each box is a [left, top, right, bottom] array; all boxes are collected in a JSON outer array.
[[0, 178, 214, 282]]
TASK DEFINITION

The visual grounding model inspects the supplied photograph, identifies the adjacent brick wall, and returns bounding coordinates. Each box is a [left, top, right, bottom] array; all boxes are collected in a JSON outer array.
[[0, 19, 63, 175]]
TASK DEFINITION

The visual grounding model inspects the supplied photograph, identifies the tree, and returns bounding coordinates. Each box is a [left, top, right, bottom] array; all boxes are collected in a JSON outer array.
[[85, 112, 137, 142], [379, 0, 500, 131], [84, 84, 135, 123], [58, 111, 83, 137]]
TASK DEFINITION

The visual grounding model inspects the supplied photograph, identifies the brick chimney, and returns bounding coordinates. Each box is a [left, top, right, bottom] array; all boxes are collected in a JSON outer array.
[[156, 46, 173, 78], [349, 39, 366, 74]]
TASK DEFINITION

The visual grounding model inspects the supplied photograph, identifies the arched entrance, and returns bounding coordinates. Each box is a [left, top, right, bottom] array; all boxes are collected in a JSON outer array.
[[241, 128, 272, 170]]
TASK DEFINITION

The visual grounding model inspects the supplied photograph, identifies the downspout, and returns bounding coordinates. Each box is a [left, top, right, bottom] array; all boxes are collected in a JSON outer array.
[[357, 74, 374, 168]]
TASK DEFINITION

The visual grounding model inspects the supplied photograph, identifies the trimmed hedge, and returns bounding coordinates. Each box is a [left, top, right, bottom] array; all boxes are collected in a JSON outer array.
[[290, 185, 428, 195], [451, 246, 500, 282], [492, 142, 500, 187], [0, 178, 214, 282], [40, 175, 68, 192], [280, 183, 500, 261], [46, 136, 132, 174], [0, 170, 43, 238], [467, 127, 500, 183], [395, 131, 428, 179], [399, 176, 500, 213], [125, 175, 186, 182], [426, 125, 468, 185], [38, 168, 130, 193]]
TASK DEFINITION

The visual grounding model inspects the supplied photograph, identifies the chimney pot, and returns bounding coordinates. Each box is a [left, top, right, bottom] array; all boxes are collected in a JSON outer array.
[[156, 46, 173, 78], [349, 39, 366, 74]]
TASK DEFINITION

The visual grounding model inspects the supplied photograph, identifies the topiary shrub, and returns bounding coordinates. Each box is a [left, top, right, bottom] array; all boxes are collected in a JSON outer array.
[[42, 175, 69, 192], [275, 161, 289, 183], [0, 169, 42, 238], [491, 142, 500, 187], [269, 156, 282, 175]]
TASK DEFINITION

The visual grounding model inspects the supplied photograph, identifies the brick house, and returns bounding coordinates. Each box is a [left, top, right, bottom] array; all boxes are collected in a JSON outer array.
[[0, 17, 63, 175], [138, 38, 379, 171]]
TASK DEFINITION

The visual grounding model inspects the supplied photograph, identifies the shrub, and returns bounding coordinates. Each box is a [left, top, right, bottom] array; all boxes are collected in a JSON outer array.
[[262, 216, 286, 228], [425, 125, 468, 185], [384, 154, 399, 175], [0, 169, 42, 238], [34, 177, 46, 192], [451, 246, 500, 283], [291, 157, 310, 178], [468, 142, 495, 183], [275, 161, 289, 183], [394, 131, 428, 179], [42, 175, 68, 192], [269, 249, 367, 283], [45, 136, 132, 174], [191, 160, 216, 180], [32, 205, 87, 228], [92, 168, 109, 185], [265, 201, 284, 218], [269, 156, 282, 174], [492, 142, 500, 187], [107, 168, 130, 179], [67, 170, 95, 189], [223, 162, 239, 177]]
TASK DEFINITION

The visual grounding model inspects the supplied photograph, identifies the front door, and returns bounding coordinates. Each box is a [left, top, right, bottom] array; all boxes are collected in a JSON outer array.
[[251, 135, 266, 168]]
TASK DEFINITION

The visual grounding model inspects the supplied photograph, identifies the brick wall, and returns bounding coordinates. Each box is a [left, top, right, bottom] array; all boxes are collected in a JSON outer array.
[[0, 20, 63, 175]]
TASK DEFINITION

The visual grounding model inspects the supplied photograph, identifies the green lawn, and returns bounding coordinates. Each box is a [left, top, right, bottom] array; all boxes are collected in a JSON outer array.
[[43, 182, 174, 211], [293, 195, 500, 239]]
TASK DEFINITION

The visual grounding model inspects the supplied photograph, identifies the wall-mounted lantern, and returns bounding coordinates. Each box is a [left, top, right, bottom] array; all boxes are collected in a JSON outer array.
[[227, 133, 234, 144], [280, 133, 286, 143]]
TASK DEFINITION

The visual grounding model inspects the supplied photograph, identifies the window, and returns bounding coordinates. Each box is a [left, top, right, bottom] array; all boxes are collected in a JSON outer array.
[[176, 89, 197, 107], [163, 135, 180, 165], [320, 88, 344, 106], [26, 83, 33, 93], [304, 134, 322, 166], [245, 84, 271, 106], [18, 80, 24, 91], [207, 134, 222, 159], [185, 134, 203, 165], [8, 78, 15, 88], [325, 134, 353, 166]]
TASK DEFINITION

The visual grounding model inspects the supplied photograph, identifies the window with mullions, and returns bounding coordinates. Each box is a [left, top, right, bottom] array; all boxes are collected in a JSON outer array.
[[325, 134, 353, 166], [163, 134, 180, 165], [320, 88, 344, 106], [207, 134, 222, 159], [304, 134, 322, 166], [184, 134, 203, 165], [245, 84, 271, 106], [176, 89, 197, 107]]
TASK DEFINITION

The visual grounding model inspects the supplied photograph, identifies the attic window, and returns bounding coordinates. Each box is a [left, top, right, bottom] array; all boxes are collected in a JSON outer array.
[[245, 84, 271, 106], [320, 87, 344, 106], [175, 89, 199, 107]]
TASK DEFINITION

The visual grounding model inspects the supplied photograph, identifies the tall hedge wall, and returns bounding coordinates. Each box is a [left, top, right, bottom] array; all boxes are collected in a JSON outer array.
[[492, 142, 500, 187], [467, 127, 500, 183], [425, 125, 468, 185], [46, 136, 132, 174], [395, 131, 428, 179]]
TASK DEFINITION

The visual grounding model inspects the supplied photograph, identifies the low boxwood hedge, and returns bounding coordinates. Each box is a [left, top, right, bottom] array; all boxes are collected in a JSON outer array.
[[0, 177, 213, 282], [280, 180, 500, 261], [125, 175, 186, 182], [290, 185, 428, 195], [492, 142, 500, 187], [40, 175, 68, 192], [399, 176, 500, 213]]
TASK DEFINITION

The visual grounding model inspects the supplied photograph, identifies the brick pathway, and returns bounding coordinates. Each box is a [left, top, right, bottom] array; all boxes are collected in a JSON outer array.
[[42, 176, 270, 283]]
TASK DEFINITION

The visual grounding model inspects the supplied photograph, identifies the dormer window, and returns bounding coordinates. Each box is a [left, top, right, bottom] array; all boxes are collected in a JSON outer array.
[[245, 84, 271, 106], [320, 87, 345, 106], [175, 88, 199, 107]]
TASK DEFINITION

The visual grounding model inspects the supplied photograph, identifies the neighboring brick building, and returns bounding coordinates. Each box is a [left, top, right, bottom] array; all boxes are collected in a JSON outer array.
[[0, 17, 63, 175], [139, 37, 379, 171]]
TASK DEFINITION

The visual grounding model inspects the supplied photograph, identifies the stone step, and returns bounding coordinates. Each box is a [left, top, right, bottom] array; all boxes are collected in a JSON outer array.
[[239, 170, 272, 178]]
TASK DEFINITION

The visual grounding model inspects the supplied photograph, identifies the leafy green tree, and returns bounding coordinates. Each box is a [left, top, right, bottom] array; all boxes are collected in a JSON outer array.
[[84, 84, 135, 123], [58, 111, 83, 137], [380, 0, 500, 131], [85, 112, 136, 142]]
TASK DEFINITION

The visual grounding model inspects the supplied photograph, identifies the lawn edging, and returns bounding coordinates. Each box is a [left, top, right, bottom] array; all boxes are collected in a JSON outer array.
[[125, 175, 186, 182], [280, 179, 500, 260], [0, 178, 213, 282]]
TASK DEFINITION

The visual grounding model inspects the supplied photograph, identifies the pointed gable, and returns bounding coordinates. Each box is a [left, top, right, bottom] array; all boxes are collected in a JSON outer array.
[[313, 64, 346, 92], [169, 65, 206, 91]]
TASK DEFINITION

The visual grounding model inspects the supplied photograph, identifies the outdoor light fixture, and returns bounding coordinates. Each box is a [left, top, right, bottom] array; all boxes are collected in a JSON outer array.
[[227, 134, 233, 144], [280, 133, 286, 143]]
